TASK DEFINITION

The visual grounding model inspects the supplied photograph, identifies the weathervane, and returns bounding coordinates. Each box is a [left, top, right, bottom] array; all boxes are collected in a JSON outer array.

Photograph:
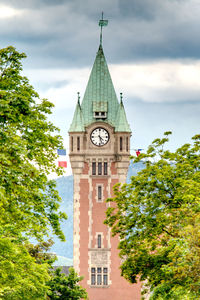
[[99, 12, 108, 45]]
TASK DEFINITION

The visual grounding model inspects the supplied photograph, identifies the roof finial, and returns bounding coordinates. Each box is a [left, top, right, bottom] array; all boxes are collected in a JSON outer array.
[[77, 92, 80, 105], [99, 12, 108, 46], [120, 92, 123, 104]]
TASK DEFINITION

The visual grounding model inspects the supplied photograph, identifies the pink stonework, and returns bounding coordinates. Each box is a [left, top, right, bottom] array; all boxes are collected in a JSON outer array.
[[79, 178, 90, 284], [69, 153, 141, 299]]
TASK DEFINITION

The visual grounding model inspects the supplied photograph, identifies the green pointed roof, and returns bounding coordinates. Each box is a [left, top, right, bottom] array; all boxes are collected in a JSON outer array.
[[115, 100, 131, 132], [69, 44, 132, 133], [69, 99, 84, 132], [81, 45, 119, 127]]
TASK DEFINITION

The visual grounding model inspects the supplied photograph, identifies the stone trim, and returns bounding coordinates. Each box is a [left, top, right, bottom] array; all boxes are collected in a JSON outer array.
[[94, 232, 104, 249], [95, 183, 104, 202], [73, 176, 81, 274]]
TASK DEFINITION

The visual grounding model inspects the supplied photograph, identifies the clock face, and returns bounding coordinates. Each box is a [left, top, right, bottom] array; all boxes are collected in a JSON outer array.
[[90, 127, 109, 147]]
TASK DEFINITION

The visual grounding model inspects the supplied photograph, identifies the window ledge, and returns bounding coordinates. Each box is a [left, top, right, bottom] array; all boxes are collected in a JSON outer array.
[[89, 285, 110, 288], [90, 175, 109, 178], [88, 248, 111, 251]]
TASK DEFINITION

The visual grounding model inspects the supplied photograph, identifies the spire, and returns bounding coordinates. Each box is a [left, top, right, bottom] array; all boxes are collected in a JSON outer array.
[[71, 16, 131, 133], [69, 93, 84, 132], [81, 44, 119, 127], [115, 93, 131, 132]]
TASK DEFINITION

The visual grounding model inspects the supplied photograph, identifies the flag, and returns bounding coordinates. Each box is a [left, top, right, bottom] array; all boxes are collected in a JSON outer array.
[[58, 161, 67, 168], [99, 19, 108, 27], [57, 149, 66, 155], [57, 149, 67, 168], [136, 150, 141, 157], [135, 149, 143, 157]]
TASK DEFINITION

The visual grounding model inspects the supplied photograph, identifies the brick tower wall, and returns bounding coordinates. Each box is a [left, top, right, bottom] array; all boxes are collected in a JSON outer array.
[[70, 128, 141, 299]]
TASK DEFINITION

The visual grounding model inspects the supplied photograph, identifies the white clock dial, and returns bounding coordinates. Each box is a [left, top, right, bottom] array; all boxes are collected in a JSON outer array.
[[90, 127, 109, 147]]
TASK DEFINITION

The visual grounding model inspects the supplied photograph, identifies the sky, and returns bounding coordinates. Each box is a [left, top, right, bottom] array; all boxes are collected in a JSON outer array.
[[1, 0, 200, 175]]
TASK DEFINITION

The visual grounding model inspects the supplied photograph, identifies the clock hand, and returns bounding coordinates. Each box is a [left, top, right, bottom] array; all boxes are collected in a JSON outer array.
[[98, 135, 104, 144]]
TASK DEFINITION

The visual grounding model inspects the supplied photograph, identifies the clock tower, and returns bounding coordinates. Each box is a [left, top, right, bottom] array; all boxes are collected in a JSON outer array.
[[69, 18, 141, 300]]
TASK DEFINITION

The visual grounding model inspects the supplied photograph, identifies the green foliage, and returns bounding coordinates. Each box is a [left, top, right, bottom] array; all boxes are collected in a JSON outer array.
[[26, 239, 56, 266], [47, 267, 88, 300], [0, 46, 67, 241], [105, 132, 200, 299], [0, 46, 68, 298], [0, 237, 50, 299]]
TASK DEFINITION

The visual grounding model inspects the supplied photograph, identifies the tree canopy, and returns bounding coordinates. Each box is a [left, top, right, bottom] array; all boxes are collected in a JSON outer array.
[[47, 268, 87, 300], [0, 46, 68, 298], [0, 46, 67, 241], [105, 132, 200, 299]]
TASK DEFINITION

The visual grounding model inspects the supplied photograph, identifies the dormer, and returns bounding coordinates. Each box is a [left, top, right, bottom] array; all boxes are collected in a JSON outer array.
[[93, 101, 107, 119]]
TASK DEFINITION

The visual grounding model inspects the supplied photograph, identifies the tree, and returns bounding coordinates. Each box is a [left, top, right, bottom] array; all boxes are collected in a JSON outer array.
[[0, 237, 50, 299], [0, 46, 67, 298], [26, 240, 88, 300], [26, 239, 56, 266], [105, 132, 200, 299], [0, 46, 67, 240], [47, 268, 88, 300]]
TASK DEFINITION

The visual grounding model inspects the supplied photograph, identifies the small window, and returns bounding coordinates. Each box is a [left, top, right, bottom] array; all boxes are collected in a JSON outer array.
[[103, 274, 108, 285], [104, 162, 108, 175], [120, 137, 123, 151], [97, 234, 101, 248], [94, 112, 107, 119], [91, 267, 108, 286], [77, 137, 80, 151], [71, 137, 73, 152], [92, 162, 96, 175], [97, 268, 102, 285], [103, 268, 108, 285], [91, 268, 96, 285], [103, 267, 108, 273], [98, 186, 102, 201], [126, 137, 128, 152], [98, 162, 102, 175]]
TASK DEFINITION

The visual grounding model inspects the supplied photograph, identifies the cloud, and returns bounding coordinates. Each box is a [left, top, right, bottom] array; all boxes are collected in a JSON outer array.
[[0, 0, 200, 69], [25, 58, 200, 161], [0, 4, 23, 19], [110, 60, 200, 103], [25, 68, 90, 108], [127, 99, 200, 154], [0, 0, 199, 162], [26, 59, 200, 112]]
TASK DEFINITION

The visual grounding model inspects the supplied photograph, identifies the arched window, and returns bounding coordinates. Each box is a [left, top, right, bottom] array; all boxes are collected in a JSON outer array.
[[71, 136, 73, 152], [120, 137, 123, 151], [98, 162, 102, 175], [98, 186, 102, 201], [97, 234, 101, 248], [126, 137, 128, 152], [92, 162, 96, 175], [77, 136, 80, 151], [104, 162, 108, 175]]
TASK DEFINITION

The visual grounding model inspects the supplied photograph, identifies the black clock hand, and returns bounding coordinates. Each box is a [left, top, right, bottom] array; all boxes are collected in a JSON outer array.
[[99, 135, 104, 142], [98, 135, 104, 145]]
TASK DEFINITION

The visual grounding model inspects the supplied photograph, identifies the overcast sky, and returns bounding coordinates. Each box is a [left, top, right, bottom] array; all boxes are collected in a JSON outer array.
[[1, 0, 200, 175]]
